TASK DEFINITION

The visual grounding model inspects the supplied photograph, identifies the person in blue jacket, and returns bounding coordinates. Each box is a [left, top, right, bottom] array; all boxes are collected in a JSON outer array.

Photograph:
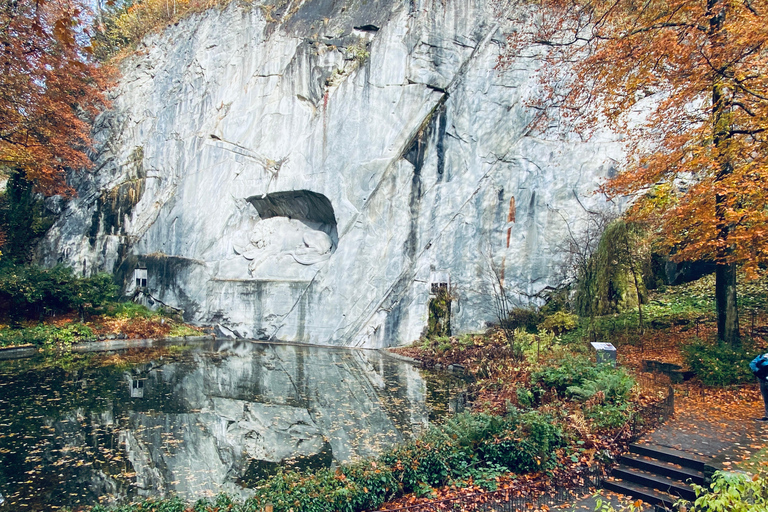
[[750, 353, 768, 421]]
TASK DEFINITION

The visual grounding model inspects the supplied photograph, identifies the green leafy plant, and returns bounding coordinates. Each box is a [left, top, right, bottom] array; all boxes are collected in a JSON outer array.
[[43, 323, 95, 347], [504, 307, 544, 334], [346, 41, 370, 64], [683, 339, 757, 386], [683, 470, 768, 512], [585, 402, 633, 430], [541, 311, 579, 335], [531, 355, 601, 396], [593, 470, 768, 512], [566, 369, 635, 404], [106, 301, 159, 319], [516, 385, 535, 409], [0, 264, 116, 323], [0, 322, 95, 347]]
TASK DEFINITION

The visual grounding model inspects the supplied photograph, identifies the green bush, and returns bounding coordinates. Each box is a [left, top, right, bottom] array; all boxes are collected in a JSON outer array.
[[91, 496, 189, 512], [597, 469, 768, 512], [687, 470, 768, 512], [541, 311, 579, 335], [504, 307, 544, 334], [106, 301, 158, 319], [585, 402, 633, 430], [566, 368, 635, 404], [482, 411, 565, 475], [247, 462, 399, 512], [683, 340, 757, 386], [380, 410, 564, 495], [0, 322, 95, 348], [44, 323, 95, 347], [531, 355, 601, 396], [516, 385, 535, 409], [0, 264, 117, 322], [531, 357, 635, 408]]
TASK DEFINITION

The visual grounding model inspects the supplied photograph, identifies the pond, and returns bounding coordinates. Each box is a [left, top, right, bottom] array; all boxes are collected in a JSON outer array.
[[0, 340, 466, 510]]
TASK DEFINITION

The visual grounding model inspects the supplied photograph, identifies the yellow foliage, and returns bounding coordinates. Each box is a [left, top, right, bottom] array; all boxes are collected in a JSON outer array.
[[104, 0, 234, 55]]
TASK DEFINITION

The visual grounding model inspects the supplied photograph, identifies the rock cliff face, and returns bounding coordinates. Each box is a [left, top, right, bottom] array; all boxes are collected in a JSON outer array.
[[39, 0, 621, 346]]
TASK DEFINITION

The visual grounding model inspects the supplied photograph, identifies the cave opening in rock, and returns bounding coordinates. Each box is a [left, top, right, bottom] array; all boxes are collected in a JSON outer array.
[[247, 190, 338, 246]]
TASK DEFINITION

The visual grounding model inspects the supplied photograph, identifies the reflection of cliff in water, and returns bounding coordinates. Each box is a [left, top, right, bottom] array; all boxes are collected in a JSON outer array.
[[0, 341, 431, 509]]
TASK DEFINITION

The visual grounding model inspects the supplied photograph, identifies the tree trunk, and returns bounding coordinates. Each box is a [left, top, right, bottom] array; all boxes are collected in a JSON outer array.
[[621, 222, 644, 335], [715, 262, 739, 345], [709, 0, 739, 345]]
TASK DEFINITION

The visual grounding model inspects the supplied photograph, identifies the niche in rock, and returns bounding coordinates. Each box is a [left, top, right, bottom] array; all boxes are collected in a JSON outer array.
[[427, 272, 451, 338], [234, 191, 338, 277]]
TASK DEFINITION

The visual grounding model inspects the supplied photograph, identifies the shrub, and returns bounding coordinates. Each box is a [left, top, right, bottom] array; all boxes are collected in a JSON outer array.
[[541, 311, 579, 335], [585, 403, 633, 431], [483, 411, 564, 473], [516, 385, 535, 409], [504, 307, 544, 333], [0, 264, 116, 323], [246, 462, 399, 512], [566, 368, 635, 404], [687, 470, 768, 512], [91, 497, 189, 512], [531, 355, 600, 396], [0, 322, 95, 348], [596, 469, 768, 512], [106, 301, 158, 319], [683, 339, 757, 386], [43, 323, 95, 347], [380, 411, 564, 494], [531, 357, 635, 411]]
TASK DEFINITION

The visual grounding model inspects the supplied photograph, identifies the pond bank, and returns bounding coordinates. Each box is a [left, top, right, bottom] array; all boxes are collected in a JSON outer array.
[[0, 335, 428, 361]]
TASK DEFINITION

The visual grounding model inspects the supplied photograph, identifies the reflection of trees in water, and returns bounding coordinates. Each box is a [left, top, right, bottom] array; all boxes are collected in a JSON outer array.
[[0, 343, 444, 509], [0, 360, 135, 510], [421, 370, 472, 423]]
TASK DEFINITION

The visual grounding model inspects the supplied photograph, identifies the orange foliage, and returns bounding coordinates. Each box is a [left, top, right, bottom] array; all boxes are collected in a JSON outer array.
[[0, 0, 105, 195], [501, 0, 768, 272]]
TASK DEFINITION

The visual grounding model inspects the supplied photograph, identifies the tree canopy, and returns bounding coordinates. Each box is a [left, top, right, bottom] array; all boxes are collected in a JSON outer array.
[[503, 0, 768, 343], [0, 0, 105, 195]]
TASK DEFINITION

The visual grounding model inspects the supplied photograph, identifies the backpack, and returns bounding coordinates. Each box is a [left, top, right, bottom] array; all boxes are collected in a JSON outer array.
[[750, 353, 768, 380]]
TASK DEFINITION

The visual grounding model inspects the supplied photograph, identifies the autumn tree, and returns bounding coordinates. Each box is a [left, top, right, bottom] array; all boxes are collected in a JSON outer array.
[[502, 0, 768, 344], [0, 0, 104, 196]]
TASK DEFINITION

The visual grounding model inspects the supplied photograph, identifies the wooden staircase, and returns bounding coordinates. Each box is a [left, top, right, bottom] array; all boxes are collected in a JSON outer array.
[[604, 443, 711, 510]]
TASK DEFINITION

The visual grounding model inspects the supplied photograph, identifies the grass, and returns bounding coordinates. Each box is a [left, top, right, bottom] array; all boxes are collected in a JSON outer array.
[[559, 271, 768, 348]]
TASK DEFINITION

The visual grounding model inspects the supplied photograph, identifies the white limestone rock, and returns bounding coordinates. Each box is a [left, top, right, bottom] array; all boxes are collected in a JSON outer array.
[[38, 0, 622, 346]]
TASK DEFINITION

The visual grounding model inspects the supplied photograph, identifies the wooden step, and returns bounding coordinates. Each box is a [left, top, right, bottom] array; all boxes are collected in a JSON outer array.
[[619, 454, 706, 486], [603, 477, 678, 510], [629, 443, 710, 472], [611, 467, 697, 501]]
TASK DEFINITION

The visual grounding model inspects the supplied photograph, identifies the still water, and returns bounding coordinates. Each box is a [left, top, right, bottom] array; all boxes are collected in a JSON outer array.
[[0, 340, 463, 510]]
